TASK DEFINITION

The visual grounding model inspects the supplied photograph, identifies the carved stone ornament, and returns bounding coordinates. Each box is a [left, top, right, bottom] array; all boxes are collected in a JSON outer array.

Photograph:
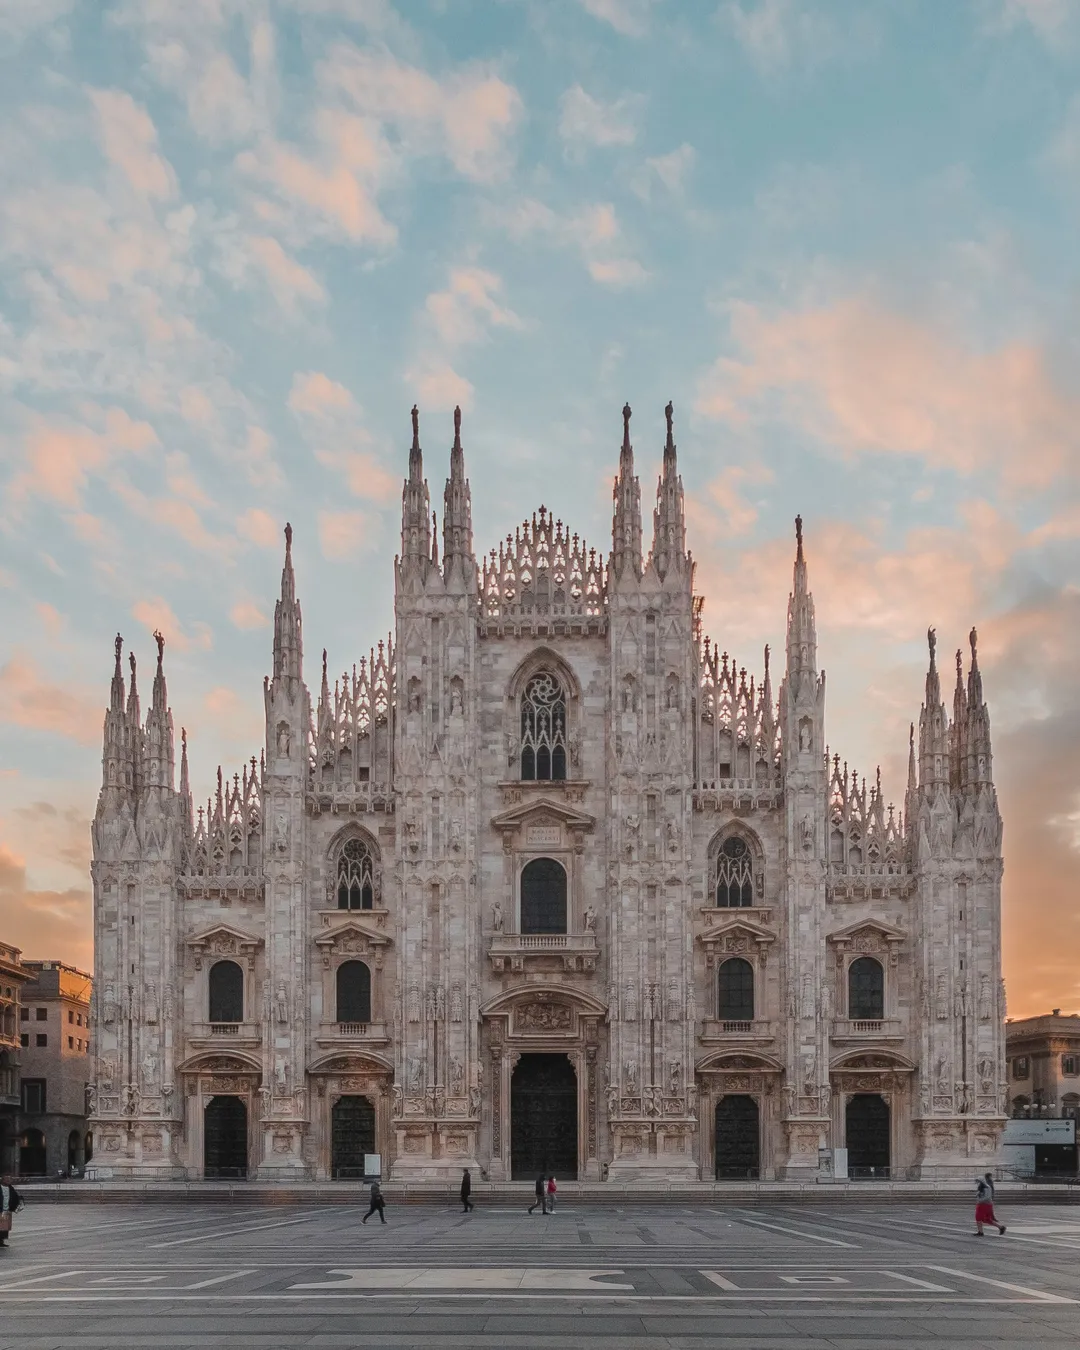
[[517, 1000, 573, 1033]]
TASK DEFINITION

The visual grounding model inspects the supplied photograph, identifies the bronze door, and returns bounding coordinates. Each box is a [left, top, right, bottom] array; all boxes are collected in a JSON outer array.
[[845, 1093, 890, 1177], [204, 1095, 248, 1179], [714, 1094, 760, 1180], [510, 1053, 578, 1180], [331, 1095, 376, 1179]]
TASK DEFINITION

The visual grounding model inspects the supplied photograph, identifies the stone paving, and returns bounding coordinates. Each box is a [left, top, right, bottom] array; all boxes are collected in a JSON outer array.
[[1, 1198, 1079, 1347]]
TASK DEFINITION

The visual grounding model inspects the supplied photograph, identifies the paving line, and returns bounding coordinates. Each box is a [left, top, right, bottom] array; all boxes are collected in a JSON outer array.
[[148, 1207, 332, 1248], [725, 1211, 855, 1248], [0, 1290, 1067, 1304], [927, 1264, 1078, 1304]]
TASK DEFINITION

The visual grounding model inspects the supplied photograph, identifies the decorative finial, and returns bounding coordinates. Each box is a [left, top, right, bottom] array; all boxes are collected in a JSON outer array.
[[622, 402, 631, 450], [664, 400, 674, 444], [956, 648, 963, 678], [284, 522, 293, 551], [411, 404, 419, 447], [453, 405, 461, 448], [114, 632, 123, 665], [795, 515, 803, 547], [969, 626, 978, 661], [927, 626, 936, 662], [909, 721, 915, 747], [129, 650, 136, 677], [154, 629, 164, 665], [181, 726, 187, 751]]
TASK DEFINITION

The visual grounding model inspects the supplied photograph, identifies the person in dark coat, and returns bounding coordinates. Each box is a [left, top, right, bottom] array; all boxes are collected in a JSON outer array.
[[0, 1175, 24, 1247], [527, 1173, 548, 1215], [362, 1178, 386, 1224], [460, 1168, 473, 1213]]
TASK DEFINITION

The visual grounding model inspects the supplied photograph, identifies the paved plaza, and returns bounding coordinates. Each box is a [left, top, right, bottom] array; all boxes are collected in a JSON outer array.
[[1, 1198, 1080, 1348]]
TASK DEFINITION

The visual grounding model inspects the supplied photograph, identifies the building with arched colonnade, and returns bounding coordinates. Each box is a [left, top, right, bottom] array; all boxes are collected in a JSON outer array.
[[89, 403, 1005, 1182]]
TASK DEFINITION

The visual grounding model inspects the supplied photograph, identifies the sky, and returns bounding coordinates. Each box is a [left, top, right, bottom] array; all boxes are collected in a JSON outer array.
[[0, 0, 1078, 1015]]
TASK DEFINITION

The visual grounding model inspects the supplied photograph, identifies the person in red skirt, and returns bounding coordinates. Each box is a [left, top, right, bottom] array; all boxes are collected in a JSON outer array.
[[974, 1173, 1006, 1236]]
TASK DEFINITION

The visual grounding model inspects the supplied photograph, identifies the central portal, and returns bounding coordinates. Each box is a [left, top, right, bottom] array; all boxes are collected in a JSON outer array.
[[331, 1095, 375, 1178], [510, 1052, 578, 1180]]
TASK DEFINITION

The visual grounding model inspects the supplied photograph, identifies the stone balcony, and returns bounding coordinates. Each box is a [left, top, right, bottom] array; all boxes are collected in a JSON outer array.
[[488, 931, 599, 974], [699, 1018, 776, 1045], [313, 1021, 390, 1049], [830, 1017, 905, 1043], [187, 1021, 262, 1050]]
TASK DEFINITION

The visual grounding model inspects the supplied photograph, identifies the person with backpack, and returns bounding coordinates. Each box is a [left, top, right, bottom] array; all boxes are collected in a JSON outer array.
[[0, 1175, 25, 1247], [974, 1172, 1006, 1236], [527, 1173, 547, 1214], [362, 1178, 386, 1224], [546, 1175, 557, 1212]]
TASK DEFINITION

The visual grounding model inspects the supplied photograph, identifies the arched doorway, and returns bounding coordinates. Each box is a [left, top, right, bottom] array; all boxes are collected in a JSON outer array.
[[19, 1127, 47, 1176], [510, 1053, 577, 1180], [67, 1128, 83, 1175], [846, 1094, 890, 1177], [204, 1095, 248, 1179], [331, 1095, 375, 1178], [714, 1095, 760, 1180]]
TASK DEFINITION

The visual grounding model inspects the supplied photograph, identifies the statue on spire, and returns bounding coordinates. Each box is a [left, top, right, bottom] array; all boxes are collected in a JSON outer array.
[[453, 405, 461, 448], [114, 632, 123, 666], [284, 521, 293, 551], [411, 404, 420, 448], [665, 400, 673, 439], [927, 626, 936, 663], [970, 626, 978, 661], [622, 402, 631, 449], [155, 630, 165, 666]]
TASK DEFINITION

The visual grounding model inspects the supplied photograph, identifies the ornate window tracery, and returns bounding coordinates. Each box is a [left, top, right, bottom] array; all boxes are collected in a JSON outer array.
[[715, 836, 754, 907], [848, 956, 884, 1020], [520, 671, 568, 781], [336, 838, 375, 910]]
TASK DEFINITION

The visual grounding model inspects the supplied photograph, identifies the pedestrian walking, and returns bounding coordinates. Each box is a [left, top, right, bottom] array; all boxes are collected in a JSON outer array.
[[527, 1173, 547, 1214], [0, 1174, 24, 1248], [362, 1178, 387, 1225], [460, 1168, 474, 1213], [546, 1175, 557, 1212], [973, 1172, 1006, 1236]]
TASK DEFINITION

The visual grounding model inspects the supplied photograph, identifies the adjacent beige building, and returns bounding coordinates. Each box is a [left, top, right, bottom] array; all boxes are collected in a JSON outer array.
[[17, 961, 93, 1175], [1006, 1012, 1080, 1118], [90, 405, 1007, 1184], [0, 941, 34, 1174]]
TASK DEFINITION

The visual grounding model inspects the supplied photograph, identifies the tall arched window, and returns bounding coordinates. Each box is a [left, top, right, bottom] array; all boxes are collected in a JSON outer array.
[[520, 672, 568, 781], [336, 961, 372, 1024], [718, 957, 755, 1022], [520, 857, 568, 934], [208, 960, 244, 1023], [848, 956, 884, 1020], [715, 836, 754, 907], [337, 838, 375, 910]]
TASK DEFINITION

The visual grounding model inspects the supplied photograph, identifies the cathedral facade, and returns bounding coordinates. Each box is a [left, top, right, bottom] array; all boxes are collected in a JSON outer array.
[[89, 405, 1006, 1183]]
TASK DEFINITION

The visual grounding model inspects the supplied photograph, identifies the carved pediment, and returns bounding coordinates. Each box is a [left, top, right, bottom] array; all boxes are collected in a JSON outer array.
[[698, 918, 775, 967], [186, 924, 263, 969], [313, 919, 391, 954], [827, 920, 905, 965], [490, 797, 595, 834], [309, 1052, 393, 1076]]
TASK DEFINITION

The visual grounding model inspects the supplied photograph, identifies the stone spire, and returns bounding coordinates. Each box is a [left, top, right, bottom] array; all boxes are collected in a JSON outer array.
[[401, 404, 432, 569], [917, 626, 948, 790], [785, 516, 817, 680], [178, 726, 193, 838], [904, 721, 917, 833], [760, 642, 776, 748], [650, 401, 687, 579], [100, 633, 128, 793], [965, 627, 994, 787], [611, 402, 642, 579], [272, 523, 303, 687], [442, 405, 474, 581], [950, 645, 968, 790], [143, 629, 175, 790]]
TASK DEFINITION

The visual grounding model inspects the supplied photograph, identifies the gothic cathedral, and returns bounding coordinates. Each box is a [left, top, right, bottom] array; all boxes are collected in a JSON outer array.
[[89, 404, 1005, 1183]]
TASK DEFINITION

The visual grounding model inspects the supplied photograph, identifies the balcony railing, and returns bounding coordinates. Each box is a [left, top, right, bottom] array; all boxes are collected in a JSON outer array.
[[314, 1021, 388, 1047], [831, 1017, 904, 1042], [209, 1023, 240, 1035], [337, 1022, 369, 1036], [488, 931, 599, 973], [699, 1019, 775, 1043], [188, 1021, 261, 1047]]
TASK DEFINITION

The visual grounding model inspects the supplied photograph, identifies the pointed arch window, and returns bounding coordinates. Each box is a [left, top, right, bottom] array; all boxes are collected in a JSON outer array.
[[715, 836, 754, 907], [337, 838, 375, 910], [520, 671, 568, 781]]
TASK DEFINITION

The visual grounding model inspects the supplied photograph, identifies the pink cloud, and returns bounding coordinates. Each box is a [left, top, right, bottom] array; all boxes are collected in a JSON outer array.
[[288, 370, 355, 415], [229, 600, 269, 630], [0, 654, 100, 746], [11, 409, 158, 509], [0, 842, 92, 971], [247, 234, 325, 306], [318, 508, 380, 560], [131, 597, 212, 651], [425, 267, 521, 347], [89, 88, 177, 200], [405, 360, 474, 412], [695, 297, 1078, 486], [237, 507, 281, 548]]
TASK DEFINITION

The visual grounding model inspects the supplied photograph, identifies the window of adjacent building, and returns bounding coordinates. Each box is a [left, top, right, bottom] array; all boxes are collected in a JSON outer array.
[[848, 957, 885, 1021], [714, 836, 754, 907], [20, 1007, 28, 1021], [520, 671, 567, 782], [1063, 1093, 1080, 1119], [21, 1079, 45, 1113], [1063, 1055, 1078, 1077], [1014, 1057, 1029, 1079], [20, 1033, 28, 1048], [35, 1033, 47, 1047], [520, 857, 568, 935], [336, 837, 375, 911], [35, 1007, 47, 1021], [207, 959, 244, 1024], [68, 1011, 74, 1024], [717, 957, 755, 1022], [335, 960, 372, 1024], [67, 1036, 74, 1049], [77, 1013, 83, 1026]]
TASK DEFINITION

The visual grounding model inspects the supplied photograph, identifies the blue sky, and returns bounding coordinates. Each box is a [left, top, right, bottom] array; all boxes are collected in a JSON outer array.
[[1, 0, 1078, 1013]]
